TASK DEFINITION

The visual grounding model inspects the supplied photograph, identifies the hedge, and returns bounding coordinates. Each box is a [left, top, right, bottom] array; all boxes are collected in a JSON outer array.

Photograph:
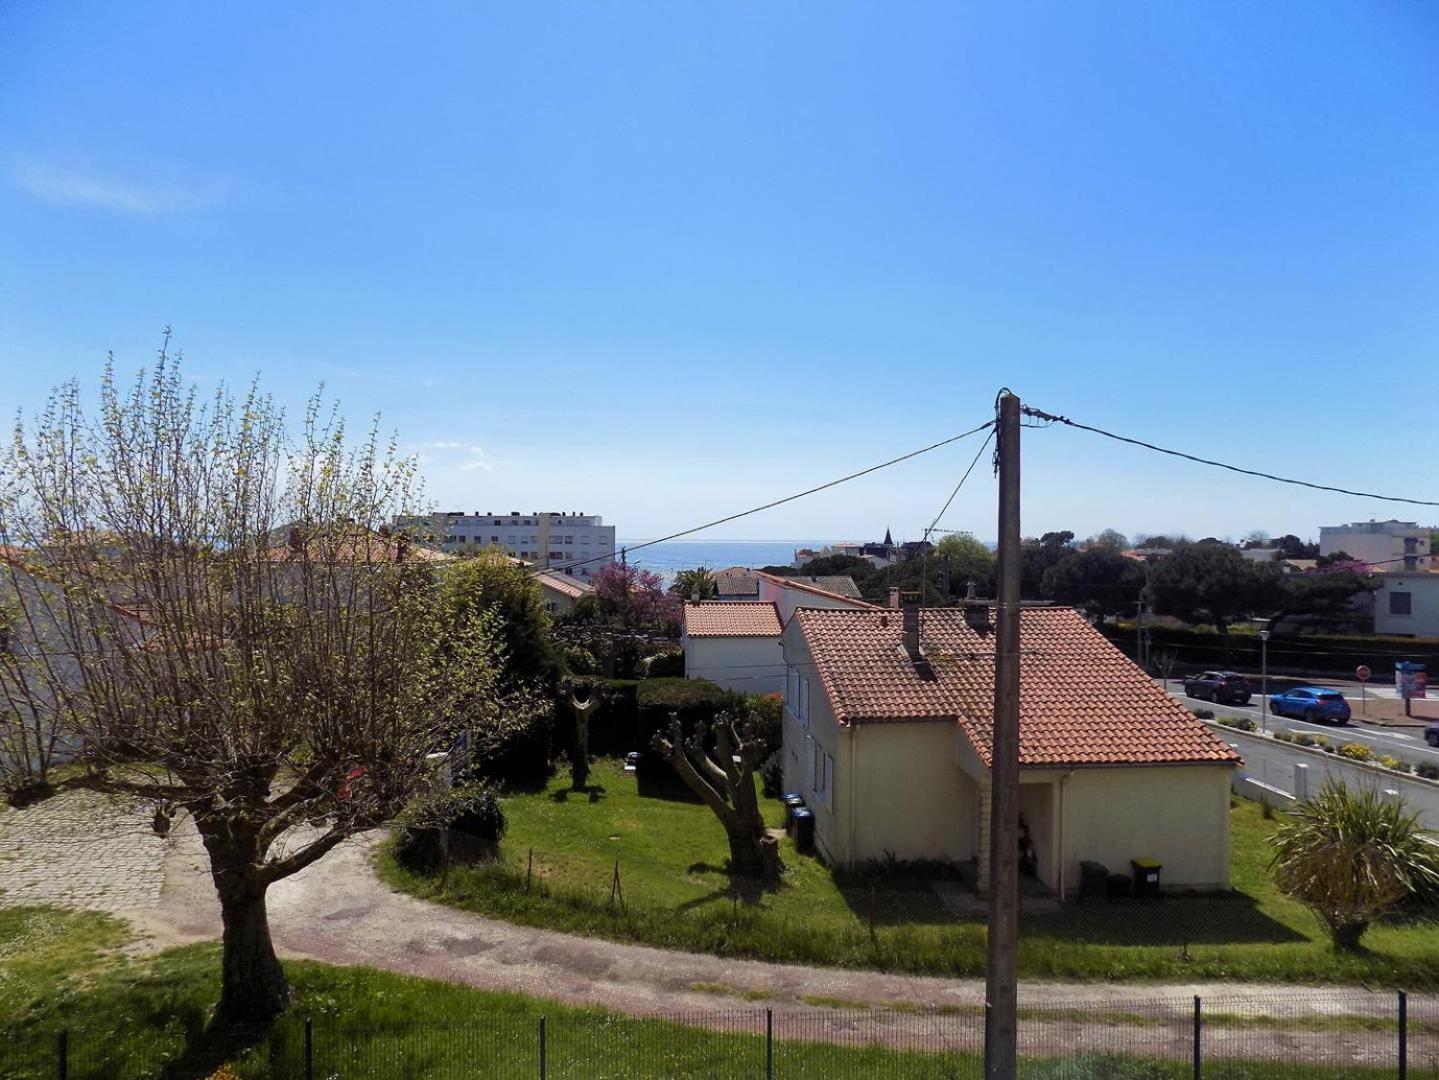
[[1105, 625, 1439, 679]]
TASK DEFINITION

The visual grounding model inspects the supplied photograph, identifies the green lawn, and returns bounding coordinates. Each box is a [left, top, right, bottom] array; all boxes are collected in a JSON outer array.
[[2, 906, 1431, 1079], [378, 758, 1439, 986]]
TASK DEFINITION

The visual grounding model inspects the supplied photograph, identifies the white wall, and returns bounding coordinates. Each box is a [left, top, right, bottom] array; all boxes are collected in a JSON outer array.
[[1373, 574, 1439, 637], [849, 721, 977, 866], [684, 635, 784, 695], [758, 576, 871, 625], [1059, 765, 1231, 894]]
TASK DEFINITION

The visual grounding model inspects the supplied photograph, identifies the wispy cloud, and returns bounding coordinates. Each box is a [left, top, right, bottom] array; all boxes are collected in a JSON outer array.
[[457, 446, 493, 472], [12, 160, 222, 215]]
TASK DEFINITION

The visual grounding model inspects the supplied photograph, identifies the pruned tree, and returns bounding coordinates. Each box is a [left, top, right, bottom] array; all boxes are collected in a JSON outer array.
[[1149, 542, 1284, 662], [560, 682, 601, 790], [0, 343, 512, 1022], [653, 708, 779, 891]]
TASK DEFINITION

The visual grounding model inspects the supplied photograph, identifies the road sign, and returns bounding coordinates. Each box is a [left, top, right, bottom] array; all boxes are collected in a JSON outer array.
[[1356, 665, 1372, 682]]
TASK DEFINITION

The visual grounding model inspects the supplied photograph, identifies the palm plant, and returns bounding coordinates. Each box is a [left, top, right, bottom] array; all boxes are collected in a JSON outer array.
[[1269, 783, 1439, 950], [672, 566, 718, 600]]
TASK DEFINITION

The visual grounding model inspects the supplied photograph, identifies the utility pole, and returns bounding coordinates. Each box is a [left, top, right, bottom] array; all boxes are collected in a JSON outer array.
[[986, 390, 1021, 1080]]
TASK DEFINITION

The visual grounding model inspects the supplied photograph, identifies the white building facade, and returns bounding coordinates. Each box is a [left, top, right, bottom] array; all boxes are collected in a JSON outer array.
[[398, 511, 616, 579], [1320, 520, 1432, 573], [1373, 572, 1439, 638]]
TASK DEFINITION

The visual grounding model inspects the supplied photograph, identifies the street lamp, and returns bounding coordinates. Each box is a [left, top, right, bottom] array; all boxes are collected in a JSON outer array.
[[1259, 629, 1271, 734]]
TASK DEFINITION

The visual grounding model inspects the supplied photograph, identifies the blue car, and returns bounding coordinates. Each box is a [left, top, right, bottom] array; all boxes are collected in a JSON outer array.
[[1269, 687, 1352, 726]]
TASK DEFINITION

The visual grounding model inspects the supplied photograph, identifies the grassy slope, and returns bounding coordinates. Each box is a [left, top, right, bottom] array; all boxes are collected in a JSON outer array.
[[0, 908, 1424, 1080], [378, 759, 1439, 986]]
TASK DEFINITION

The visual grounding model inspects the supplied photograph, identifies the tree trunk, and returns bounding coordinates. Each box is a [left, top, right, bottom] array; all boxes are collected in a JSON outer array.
[[725, 825, 780, 886], [1329, 917, 1368, 952], [216, 877, 290, 1022]]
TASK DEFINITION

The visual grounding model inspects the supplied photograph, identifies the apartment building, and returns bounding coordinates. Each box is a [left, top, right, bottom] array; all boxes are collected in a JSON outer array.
[[1319, 520, 1432, 572], [397, 510, 616, 579]]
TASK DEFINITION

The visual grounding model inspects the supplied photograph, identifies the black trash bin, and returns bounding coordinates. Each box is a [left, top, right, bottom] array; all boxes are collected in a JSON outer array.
[[782, 793, 805, 833], [1105, 872, 1132, 899], [792, 807, 816, 854], [1131, 858, 1162, 899], [1079, 860, 1109, 899]]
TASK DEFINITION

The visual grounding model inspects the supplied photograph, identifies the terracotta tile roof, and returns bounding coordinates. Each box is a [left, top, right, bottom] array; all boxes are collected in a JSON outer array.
[[755, 571, 882, 609], [715, 569, 760, 597], [533, 569, 590, 599], [792, 575, 864, 600], [684, 601, 783, 638], [264, 526, 453, 565], [792, 606, 1240, 769]]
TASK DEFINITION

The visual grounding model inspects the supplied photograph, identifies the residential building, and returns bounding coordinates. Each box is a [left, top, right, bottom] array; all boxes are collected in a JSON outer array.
[[1373, 571, 1439, 638], [533, 569, 591, 615], [778, 602, 1239, 894], [682, 573, 875, 694], [714, 567, 761, 601], [1320, 520, 1432, 573], [397, 510, 616, 579], [681, 601, 785, 695]]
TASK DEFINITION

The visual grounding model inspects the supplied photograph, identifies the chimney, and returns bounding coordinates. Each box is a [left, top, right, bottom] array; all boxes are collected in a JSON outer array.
[[889, 587, 901, 610], [963, 583, 990, 634], [897, 589, 923, 658]]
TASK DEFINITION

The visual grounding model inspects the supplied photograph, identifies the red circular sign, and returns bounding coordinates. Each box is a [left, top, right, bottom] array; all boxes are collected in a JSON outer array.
[[1355, 665, 1372, 682]]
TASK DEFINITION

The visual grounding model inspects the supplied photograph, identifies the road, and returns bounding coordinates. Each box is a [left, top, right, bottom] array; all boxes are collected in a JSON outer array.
[[1159, 682, 1439, 771]]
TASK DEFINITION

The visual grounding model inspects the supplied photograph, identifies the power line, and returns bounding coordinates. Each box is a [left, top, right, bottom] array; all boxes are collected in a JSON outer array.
[[1022, 405, 1439, 507], [494, 420, 997, 575], [923, 427, 996, 541]]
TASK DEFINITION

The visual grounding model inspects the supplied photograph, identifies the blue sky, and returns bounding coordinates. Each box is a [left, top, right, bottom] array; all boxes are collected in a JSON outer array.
[[2, 2, 1436, 544]]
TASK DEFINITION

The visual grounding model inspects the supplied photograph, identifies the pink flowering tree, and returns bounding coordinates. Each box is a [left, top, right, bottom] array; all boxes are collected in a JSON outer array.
[[591, 562, 682, 633]]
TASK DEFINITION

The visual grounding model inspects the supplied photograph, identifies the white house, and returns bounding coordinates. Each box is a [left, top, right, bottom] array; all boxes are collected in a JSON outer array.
[[533, 568, 590, 615], [681, 601, 785, 695], [1373, 571, 1439, 638], [778, 602, 1240, 896]]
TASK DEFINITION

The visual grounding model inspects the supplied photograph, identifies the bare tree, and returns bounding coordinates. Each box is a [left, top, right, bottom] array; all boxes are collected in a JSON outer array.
[[1153, 648, 1180, 691], [0, 342, 507, 1021], [653, 709, 779, 890]]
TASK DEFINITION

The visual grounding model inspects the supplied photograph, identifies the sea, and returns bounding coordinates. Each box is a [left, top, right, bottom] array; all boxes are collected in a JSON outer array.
[[617, 540, 824, 584]]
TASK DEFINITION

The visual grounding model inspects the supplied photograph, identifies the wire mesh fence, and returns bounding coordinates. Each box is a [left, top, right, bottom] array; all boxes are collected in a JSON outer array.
[[4, 991, 1437, 1079]]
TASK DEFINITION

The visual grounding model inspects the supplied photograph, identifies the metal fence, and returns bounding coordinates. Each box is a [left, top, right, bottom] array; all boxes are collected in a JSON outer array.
[[4, 991, 1436, 1078]]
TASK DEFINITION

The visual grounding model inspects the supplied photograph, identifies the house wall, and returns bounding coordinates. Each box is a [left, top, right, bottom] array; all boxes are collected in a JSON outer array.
[[538, 584, 579, 616], [758, 576, 870, 626], [1059, 765, 1231, 894], [1372, 573, 1439, 637], [683, 634, 784, 695], [849, 721, 976, 867]]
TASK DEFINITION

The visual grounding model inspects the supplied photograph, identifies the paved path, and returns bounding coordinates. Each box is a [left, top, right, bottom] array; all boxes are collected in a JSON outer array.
[[0, 789, 168, 911]]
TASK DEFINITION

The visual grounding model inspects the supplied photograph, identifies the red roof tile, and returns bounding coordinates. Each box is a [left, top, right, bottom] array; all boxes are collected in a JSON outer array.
[[684, 601, 783, 638], [533, 570, 590, 599], [793, 606, 1240, 769]]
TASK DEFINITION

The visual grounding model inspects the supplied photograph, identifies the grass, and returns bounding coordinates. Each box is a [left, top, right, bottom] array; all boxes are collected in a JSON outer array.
[[377, 758, 1439, 987], [1, 907, 1430, 1080]]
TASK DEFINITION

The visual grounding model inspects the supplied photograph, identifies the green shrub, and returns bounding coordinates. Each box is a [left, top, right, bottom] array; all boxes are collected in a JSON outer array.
[[1418, 763, 1439, 781], [1191, 707, 1215, 720], [759, 748, 785, 799], [1218, 715, 1255, 732], [1294, 733, 1316, 747], [1273, 730, 1294, 743], [644, 650, 685, 678], [395, 783, 507, 872]]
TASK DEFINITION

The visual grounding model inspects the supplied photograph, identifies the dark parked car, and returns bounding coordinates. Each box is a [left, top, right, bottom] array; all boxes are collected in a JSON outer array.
[[1425, 723, 1439, 748], [1269, 687, 1352, 725], [1183, 670, 1252, 705]]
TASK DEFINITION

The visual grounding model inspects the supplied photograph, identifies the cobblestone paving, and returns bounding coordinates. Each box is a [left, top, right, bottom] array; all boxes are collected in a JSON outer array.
[[0, 789, 168, 911]]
